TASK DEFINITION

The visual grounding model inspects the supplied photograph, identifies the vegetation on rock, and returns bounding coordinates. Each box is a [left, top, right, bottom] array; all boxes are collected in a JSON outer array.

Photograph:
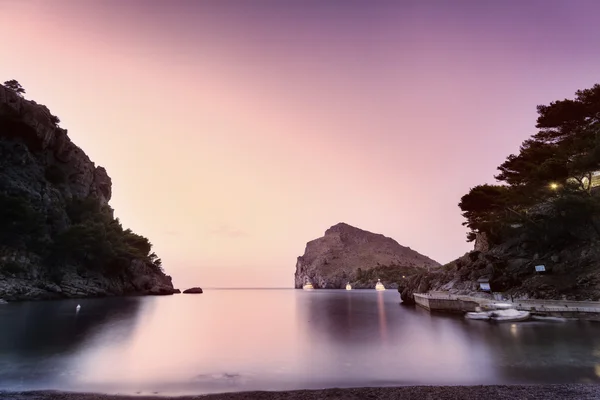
[[3, 80, 25, 97], [0, 80, 173, 300], [398, 84, 600, 302], [460, 84, 600, 246], [355, 265, 420, 287]]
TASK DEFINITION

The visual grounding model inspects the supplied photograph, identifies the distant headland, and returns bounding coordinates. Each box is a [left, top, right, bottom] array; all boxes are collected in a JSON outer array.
[[294, 222, 439, 289]]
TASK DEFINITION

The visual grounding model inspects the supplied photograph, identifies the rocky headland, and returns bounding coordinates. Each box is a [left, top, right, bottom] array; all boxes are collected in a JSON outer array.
[[399, 230, 600, 304], [0, 82, 178, 301], [400, 83, 600, 305], [294, 223, 440, 289]]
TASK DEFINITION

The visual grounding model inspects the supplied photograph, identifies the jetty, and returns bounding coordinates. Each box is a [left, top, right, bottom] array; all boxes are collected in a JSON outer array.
[[413, 292, 600, 320]]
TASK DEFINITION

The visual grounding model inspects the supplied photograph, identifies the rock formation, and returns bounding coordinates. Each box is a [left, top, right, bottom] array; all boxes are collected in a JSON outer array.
[[0, 83, 178, 301], [294, 223, 440, 289], [183, 287, 203, 294], [398, 232, 600, 304]]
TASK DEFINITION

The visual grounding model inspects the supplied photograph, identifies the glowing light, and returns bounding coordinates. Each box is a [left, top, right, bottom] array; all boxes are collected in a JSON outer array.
[[549, 183, 559, 190]]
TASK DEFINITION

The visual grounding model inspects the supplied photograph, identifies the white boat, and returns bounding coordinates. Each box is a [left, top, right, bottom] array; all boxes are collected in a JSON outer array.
[[302, 282, 314, 290], [345, 282, 352, 290], [466, 312, 491, 320], [375, 279, 386, 291], [490, 309, 530, 322], [466, 309, 530, 322]]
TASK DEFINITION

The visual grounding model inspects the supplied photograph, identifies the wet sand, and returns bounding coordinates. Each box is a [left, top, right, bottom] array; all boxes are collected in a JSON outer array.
[[2, 385, 600, 400]]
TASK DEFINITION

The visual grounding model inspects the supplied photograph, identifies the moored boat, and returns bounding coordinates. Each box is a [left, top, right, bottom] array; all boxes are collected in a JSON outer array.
[[490, 309, 530, 322], [375, 279, 385, 291], [345, 282, 352, 290], [466, 308, 530, 322], [466, 312, 490, 320], [302, 282, 314, 290]]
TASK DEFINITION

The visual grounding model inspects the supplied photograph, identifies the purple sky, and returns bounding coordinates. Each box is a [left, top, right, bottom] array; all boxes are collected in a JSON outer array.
[[0, 0, 599, 287]]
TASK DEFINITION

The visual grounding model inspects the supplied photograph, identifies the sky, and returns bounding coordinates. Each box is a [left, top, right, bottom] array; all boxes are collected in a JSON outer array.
[[1, 0, 599, 288]]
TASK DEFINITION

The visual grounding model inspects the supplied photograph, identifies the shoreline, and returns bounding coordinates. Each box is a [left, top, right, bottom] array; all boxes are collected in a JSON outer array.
[[3, 385, 600, 400]]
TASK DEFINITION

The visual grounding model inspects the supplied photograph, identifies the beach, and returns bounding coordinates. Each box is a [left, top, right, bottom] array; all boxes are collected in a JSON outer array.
[[3, 385, 600, 400]]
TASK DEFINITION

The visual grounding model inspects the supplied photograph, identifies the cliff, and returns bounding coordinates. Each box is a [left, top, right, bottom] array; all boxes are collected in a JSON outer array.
[[294, 223, 440, 289], [0, 83, 177, 301], [399, 229, 600, 304]]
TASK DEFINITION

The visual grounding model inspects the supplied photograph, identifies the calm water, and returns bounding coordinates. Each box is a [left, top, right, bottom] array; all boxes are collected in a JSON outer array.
[[1, 289, 600, 395]]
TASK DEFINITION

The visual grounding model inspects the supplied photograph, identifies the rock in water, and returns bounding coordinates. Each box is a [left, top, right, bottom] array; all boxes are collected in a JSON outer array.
[[294, 223, 440, 289], [183, 287, 203, 294], [0, 83, 177, 301]]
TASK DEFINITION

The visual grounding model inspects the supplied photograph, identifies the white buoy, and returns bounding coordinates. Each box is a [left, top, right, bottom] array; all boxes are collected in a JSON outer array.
[[76, 304, 81, 312]]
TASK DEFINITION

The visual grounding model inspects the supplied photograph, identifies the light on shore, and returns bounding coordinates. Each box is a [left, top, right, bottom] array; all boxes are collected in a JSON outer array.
[[549, 182, 559, 190]]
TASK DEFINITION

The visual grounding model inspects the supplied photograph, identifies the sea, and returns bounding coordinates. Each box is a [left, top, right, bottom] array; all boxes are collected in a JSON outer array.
[[1, 289, 600, 396]]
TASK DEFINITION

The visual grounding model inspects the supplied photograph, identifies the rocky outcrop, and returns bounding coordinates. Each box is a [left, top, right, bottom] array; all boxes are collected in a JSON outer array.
[[474, 232, 490, 252], [294, 223, 440, 289], [0, 84, 178, 301], [398, 233, 600, 304], [183, 287, 203, 294]]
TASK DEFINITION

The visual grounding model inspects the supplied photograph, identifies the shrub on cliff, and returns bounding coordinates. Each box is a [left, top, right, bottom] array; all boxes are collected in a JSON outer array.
[[460, 84, 600, 245], [49, 197, 159, 275], [45, 165, 67, 185], [356, 265, 421, 285], [2, 80, 25, 97], [0, 192, 45, 250]]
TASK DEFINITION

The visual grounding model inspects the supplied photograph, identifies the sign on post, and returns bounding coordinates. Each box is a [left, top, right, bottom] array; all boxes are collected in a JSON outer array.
[[535, 265, 546, 272]]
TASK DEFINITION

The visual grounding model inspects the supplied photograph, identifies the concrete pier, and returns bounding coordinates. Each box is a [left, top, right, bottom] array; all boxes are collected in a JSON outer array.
[[414, 293, 486, 313], [413, 292, 600, 320]]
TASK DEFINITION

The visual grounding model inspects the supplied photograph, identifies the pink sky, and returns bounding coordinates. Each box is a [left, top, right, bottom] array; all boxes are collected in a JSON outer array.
[[1, 1, 599, 288]]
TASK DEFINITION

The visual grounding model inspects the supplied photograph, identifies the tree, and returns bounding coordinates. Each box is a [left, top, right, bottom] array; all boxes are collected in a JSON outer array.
[[495, 84, 600, 194], [461, 83, 600, 243], [459, 185, 515, 242], [3, 80, 25, 97]]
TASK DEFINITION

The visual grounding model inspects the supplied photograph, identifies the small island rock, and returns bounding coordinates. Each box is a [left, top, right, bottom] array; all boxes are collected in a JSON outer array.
[[183, 287, 203, 294]]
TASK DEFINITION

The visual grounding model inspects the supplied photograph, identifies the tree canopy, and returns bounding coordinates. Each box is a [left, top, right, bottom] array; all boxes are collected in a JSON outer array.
[[460, 84, 600, 243], [3, 80, 25, 97]]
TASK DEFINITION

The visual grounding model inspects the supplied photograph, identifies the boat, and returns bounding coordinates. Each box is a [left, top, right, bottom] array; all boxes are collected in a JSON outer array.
[[466, 308, 530, 322], [465, 312, 490, 320], [302, 282, 314, 290], [375, 279, 386, 291], [345, 282, 352, 290], [489, 309, 530, 322]]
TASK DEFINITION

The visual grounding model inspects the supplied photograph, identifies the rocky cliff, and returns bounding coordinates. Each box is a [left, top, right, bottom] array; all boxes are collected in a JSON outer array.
[[0, 83, 178, 301], [398, 230, 600, 304], [295, 223, 440, 289]]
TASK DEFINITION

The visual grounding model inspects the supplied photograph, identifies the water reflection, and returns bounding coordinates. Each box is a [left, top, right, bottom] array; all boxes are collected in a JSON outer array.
[[0, 297, 143, 390], [377, 292, 387, 343], [2, 290, 600, 395], [460, 319, 600, 384], [296, 290, 495, 386]]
